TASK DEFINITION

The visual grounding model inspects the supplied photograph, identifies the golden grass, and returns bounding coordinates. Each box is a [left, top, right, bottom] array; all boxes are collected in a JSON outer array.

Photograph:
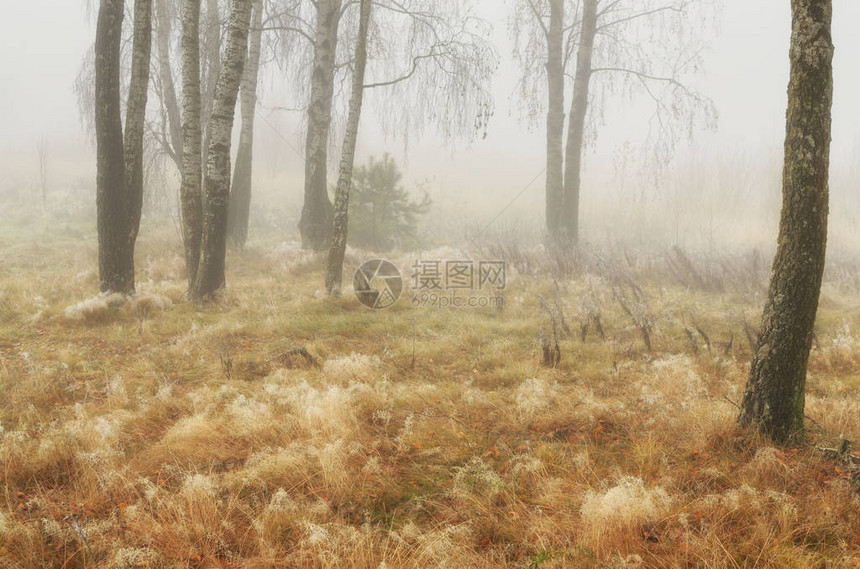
[[0, 223, 858, 568]]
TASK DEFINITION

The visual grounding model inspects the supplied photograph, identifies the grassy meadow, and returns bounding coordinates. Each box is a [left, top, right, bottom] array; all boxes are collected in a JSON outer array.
[[0, 217, 859, 568]]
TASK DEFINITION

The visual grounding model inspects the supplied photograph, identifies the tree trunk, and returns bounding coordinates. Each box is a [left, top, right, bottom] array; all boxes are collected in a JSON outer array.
[[545, 0, 564, 243], [95, 0, 151, 295], [299, 0, 342, 251], [123, 0, 153, 256], [738, 0, 833, 445], [191, 0, 253, 302], [226, 0, 263, 248], [156, 0, 183, 167], [180, 0, 203, 288], [325, 0, 371, 296], [202, 0, 222, 114], [95, 0, 129, 293], [201, 0, 222, 163], [561, 0, 597, 244]]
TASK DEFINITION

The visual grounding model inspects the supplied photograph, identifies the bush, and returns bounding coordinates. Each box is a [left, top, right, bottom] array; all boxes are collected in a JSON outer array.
[[348, 154, 430, 251]]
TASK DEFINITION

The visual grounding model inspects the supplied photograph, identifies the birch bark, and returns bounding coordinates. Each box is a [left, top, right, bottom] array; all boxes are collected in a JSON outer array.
[[227, 0, 263, 248], [95, 0, 152, 294], [325, 0, 372, 295], [180, 0, 204, 287], [299, 0, 343, 251], [191, 0, 253, 301], [545, 0, 564, 242], [560, 0, 597, 244]]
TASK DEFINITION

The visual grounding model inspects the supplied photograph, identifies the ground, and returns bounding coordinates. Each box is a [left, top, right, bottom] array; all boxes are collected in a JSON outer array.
[[0, 221, 859, 568]]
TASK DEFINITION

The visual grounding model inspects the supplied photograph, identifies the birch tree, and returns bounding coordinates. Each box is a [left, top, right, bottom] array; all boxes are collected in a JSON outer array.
[[80, 0, 226, 214], [317, 0, 494, 291], [366, 0, 496, 144], [201, 0, 224, 160], [299, 0, 343, 251], [561, 0, 596, 242], [145, 0, 223, 170], [738, 0, 833, 444], [265, 0, 493, 254], [512, 0, 715, 244], [154, 0, 183, 167], [325, 0, 371, 295], [180, 0, 203, 287], [191, 0, 253, 301], [95, 0, 152, 294], [546, 0, 565, 240], [226, 0, 264, 247]]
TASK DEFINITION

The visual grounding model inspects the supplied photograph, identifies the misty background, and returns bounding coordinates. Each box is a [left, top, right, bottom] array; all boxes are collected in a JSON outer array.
[[2, 1, 860, 254]]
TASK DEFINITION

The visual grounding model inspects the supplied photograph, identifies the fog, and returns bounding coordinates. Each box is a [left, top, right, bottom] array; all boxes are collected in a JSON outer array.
[[2, 5, 860, 562], [2, 0, 860, 253]]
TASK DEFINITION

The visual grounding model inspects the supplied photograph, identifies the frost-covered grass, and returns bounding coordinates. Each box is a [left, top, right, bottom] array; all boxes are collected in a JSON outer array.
[[0, 226, 859, 568]]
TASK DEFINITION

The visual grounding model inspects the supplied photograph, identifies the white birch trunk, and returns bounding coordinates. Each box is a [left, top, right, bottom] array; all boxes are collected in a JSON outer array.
[[180, 0, 203, 287], [545, 0, 565, 242], [299, 0, 342, 251], [191, 0, 253, 301], [226, 0, 263, 247], [561, 0, 597, 244], [123, 0, 153, 253], [325, 0, 372, 295]]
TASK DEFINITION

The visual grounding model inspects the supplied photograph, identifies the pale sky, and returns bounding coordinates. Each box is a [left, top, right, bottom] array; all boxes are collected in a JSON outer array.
[[1, 1, 859, 215]]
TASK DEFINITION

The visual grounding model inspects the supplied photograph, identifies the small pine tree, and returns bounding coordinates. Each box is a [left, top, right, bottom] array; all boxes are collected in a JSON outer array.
[[348, 154, 430, 251]]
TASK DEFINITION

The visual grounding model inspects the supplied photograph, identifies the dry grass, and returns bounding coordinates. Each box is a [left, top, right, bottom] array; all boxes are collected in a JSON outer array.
[[0, 223, 859, 568]]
